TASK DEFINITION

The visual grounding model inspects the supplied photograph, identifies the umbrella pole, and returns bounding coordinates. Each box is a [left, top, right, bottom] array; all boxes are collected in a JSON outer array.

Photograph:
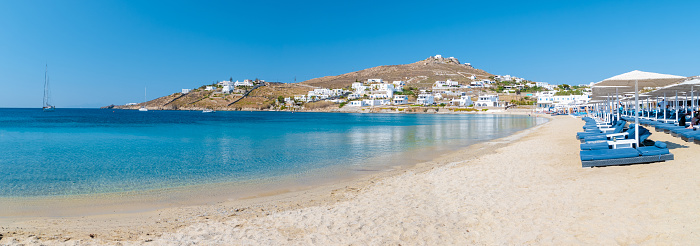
[[635, 80, 639, 148], [664, 93, 667, 120], [616, 88, 620, 121]]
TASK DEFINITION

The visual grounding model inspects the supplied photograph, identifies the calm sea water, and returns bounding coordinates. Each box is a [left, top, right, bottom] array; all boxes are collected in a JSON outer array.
[[0, 109, 545, 197]]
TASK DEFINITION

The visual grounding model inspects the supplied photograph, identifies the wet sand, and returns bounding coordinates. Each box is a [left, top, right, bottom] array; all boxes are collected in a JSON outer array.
[[2, 114, 698, 245]]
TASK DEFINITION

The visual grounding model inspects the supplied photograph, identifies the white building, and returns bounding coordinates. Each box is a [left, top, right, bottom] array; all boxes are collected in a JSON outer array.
[[534, 82, 556, 90], [222, 85, 234, 93], [351, 82, 368, 94], [205, 86, 215, 91], [367, 78, 383, 83], [234, 80, 254, 87], [370, 83, 395, 92], [392, 81, 406, 91], [417, 94, 435, 105], [348, 100, 367, 107], [537, 94, 590, 109], [393, 95, 409, 105], [433, 79, 460, 90], [495, 75, 512, 82], [475, 94, 499, 107], [181, 89, 191, 94], [217, 80, 233, 86], [451, 96, 474, 107], [470, 80, 493, 88], [348, 94, 363, 100]]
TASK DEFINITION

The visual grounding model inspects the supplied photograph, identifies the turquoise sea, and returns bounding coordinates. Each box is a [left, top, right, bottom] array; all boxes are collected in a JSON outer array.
[[0, 109, 545, 197]]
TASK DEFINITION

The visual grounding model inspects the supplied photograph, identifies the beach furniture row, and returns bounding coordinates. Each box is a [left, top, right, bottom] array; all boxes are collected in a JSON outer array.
[[625, 114, 700, 145]]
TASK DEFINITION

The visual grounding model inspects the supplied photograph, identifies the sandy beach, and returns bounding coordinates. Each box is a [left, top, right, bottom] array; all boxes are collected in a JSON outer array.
[[2, 114, 699, 245]]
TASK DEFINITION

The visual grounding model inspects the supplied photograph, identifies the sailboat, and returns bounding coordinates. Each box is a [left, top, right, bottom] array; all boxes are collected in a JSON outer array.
[[139, 87, 148, 111], [42, 64, 55, 112]]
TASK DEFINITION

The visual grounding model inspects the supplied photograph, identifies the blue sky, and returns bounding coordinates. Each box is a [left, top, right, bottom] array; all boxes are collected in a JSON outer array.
[[1, 0, 699, 108]]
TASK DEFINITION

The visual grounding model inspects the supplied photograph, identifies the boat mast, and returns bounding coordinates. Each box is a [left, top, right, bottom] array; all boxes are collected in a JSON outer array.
[[43, 64, 51, 108]]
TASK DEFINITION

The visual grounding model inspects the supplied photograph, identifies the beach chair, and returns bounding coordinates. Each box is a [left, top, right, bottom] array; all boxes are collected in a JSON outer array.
[[580, 127, 650, 150], [580, 123, 637, 143], [580, 141, 673, 167], [576, 120, 626, 140]]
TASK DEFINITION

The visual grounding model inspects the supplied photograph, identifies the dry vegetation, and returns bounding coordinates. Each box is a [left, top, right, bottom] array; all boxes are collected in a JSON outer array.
[[304, 101, 337, 110]]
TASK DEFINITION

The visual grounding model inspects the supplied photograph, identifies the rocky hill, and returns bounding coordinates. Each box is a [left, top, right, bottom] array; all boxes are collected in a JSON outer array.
[[301, 55, 494, 89], [108, 55, 497, 111]]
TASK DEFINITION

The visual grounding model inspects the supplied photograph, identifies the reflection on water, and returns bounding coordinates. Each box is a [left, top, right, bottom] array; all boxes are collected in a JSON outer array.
[[0, 109, 545, 197]]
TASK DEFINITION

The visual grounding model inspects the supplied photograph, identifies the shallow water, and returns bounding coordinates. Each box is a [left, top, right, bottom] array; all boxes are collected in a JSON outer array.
[[0, 109, 545, 197]]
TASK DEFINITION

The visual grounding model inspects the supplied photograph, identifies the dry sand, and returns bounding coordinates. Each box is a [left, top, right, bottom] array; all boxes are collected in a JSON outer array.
[[2, 115, 699, 245]]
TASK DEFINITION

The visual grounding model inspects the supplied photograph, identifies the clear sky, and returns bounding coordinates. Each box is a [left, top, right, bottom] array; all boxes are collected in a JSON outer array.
[[1, 0, 699, 108]]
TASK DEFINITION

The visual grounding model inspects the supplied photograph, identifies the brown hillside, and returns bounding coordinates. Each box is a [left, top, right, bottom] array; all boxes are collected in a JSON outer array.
[[109, 56, 498, 110], [301, 56, 494, 89]]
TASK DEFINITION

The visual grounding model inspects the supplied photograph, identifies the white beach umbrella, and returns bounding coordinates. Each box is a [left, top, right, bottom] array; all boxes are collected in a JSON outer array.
[[592, 70, 686, 148], [643, 77, 700, 97]]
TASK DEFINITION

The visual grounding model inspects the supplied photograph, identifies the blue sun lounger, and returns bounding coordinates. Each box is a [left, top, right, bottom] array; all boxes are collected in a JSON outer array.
[[576, 120, 626, 140], [580, 123, 639, 143], [580, 126, 650, 150], [580, 141, 673, 167]]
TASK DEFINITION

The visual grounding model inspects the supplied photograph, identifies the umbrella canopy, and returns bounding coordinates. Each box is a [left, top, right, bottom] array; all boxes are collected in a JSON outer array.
[[591, 70, 686, 100], [642, 76, 700, 98]]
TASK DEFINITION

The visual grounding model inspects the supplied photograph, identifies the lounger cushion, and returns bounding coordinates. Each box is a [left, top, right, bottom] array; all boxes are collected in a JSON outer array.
[[654, 141, 667, 148], [583, 134, 608, 141], [637, 146, 670, 156], [580, 148, 640, 161], [580, 142, 611, 150]]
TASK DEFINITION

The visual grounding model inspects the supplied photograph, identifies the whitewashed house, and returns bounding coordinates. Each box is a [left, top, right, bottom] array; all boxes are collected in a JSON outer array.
[[348, 94, 362, 100], [222, 84, 234, 93], [234, 80, 254, 87], [451, 96, 474, 107], [475, 95, 499, 107], [368, 83, 395, 99], [534, 82, 556, 90], [181, 89, 191, 94], [348, 100, 367, 107], [470, 80, 493, 88], [495, 75, 513, 82], [393, 95, 409, 105], [351, 82, 368, 94], [363, 99, 383, 107], [367, 78, 383, 83], [392, 81, 406, 91], [433, 79, 460, 90], [205, 86, 215, 91], [417, 94, 435, 105]]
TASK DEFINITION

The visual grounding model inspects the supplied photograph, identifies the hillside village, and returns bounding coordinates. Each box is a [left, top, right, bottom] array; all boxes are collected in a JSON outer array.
[[112, 55, 592, 113]]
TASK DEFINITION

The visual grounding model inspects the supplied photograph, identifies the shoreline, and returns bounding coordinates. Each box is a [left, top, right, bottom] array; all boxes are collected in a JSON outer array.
[[0, 112, 548, 243]]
